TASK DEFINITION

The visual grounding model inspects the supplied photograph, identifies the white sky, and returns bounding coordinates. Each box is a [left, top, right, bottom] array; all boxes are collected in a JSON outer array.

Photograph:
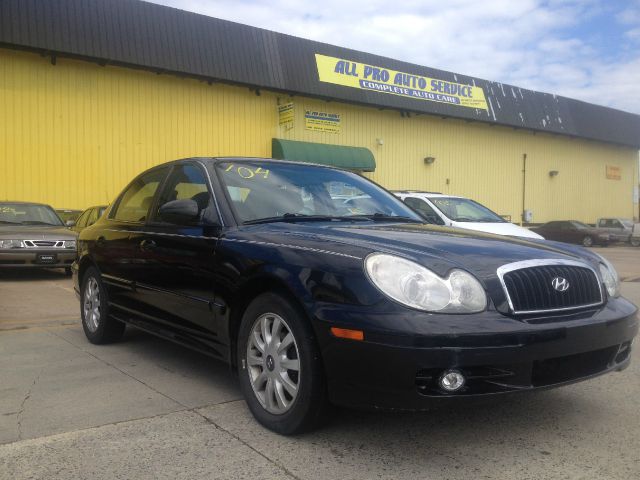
[[146, 0, 640, 114]]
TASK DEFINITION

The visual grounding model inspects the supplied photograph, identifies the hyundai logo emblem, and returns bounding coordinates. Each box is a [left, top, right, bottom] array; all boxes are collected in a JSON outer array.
[[551, 277, 570, 292]]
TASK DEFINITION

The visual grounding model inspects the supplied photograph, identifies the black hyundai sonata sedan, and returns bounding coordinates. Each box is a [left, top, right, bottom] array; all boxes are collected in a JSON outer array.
[[73, 157, 638, 434]]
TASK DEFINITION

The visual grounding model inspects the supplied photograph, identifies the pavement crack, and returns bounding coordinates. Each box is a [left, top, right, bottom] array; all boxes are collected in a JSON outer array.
[[191, 409, 302, 480], [16, 368, 43, 441]]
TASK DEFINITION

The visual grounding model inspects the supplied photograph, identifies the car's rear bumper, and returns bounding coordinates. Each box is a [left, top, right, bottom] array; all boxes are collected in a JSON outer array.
[[315, 299, 638, 410], [0, 250, 76, 268]]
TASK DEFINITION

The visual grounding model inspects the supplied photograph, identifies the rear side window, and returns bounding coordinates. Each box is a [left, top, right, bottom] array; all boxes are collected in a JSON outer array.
[[111, 168, 167, 223], [403, 197, 443, 225]]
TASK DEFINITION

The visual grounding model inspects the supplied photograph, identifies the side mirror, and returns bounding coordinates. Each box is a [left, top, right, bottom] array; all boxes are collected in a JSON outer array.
[[158, 199, 200, 225], [65, 220, 76, 227]]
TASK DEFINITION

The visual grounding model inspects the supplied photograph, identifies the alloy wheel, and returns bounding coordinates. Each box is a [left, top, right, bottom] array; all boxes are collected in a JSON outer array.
[[246, 313, 300, 415], [83, 277, 101, 332]]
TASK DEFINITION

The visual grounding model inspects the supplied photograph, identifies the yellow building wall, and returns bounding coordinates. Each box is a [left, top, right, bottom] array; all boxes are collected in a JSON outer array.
[[280, 98, 639, 223], [1, 48, 638, 223], [0, 49, 276, 208]]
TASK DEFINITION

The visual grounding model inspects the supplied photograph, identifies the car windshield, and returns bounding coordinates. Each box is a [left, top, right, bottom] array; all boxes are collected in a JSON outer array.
[[0, 203, 63, 226], [428, 197, 505, 223], [216, 161, 423, 224], [570, 221, 590, 229], [621, 220, 633, 228]]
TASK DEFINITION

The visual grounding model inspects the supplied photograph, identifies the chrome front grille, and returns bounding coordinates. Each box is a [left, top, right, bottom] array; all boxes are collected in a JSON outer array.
[[497, 259, 603, 314], [24, 240, 66, 248]]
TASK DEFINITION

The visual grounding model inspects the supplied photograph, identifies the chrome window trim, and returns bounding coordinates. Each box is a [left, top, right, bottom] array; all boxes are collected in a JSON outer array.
[[496, 258, 604, 314], [106, 229, 218, 240]]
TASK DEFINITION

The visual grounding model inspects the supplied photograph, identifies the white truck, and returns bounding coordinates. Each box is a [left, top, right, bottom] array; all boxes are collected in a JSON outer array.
[[596, 218, 640, 245]]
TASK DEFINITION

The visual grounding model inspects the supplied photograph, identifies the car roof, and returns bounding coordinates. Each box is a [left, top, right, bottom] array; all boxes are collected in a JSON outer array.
[[1, 201, 53, 207], [391, 191, 462, 199], [172, 156, 350, 172]]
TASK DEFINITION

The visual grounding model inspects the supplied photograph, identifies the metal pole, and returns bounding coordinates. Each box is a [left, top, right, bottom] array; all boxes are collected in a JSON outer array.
[[521, 153, 527, 226]]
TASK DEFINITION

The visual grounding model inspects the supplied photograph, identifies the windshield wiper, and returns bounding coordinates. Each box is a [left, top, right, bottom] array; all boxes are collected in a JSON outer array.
[[243, 214, 370, 225], [355, 213, 423, 223]]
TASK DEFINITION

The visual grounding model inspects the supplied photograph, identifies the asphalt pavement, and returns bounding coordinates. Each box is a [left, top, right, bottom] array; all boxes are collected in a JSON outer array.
[[1, 246, 639, 479]]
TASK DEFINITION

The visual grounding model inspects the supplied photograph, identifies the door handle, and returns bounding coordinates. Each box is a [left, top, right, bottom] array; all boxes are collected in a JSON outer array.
[[139, 239, 157, 251]]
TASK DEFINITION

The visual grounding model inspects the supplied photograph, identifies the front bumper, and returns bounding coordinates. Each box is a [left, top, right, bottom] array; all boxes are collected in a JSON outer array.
[[314, 298, 638, 410], [0, 249, 76, 268]]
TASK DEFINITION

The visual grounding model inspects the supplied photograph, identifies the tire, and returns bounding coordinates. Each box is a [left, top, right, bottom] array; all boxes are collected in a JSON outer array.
[[237, 292, 328, 435], [582, 236, 593, 247], [64, 267, 72, 276], [631, 238, 640, 248], [81, 266, 125, 344]]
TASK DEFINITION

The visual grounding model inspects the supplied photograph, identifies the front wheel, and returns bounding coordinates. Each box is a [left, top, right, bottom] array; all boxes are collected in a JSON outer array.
[[237, 292, 328, 435], [631, 238, 640, 247], [582, 236, 594, 247], [81, 267, 125, 344]]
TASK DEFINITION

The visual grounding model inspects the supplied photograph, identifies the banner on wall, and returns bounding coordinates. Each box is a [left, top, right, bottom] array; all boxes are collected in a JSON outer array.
[[606, 165, 621, 180], [315, 53, 488, 110], [278, 102, 294, 128], [304, 110, 341, 133]]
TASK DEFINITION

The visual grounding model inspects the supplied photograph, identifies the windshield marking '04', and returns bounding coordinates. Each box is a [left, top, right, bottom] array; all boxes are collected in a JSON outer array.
[[216, 162, 422, 224]]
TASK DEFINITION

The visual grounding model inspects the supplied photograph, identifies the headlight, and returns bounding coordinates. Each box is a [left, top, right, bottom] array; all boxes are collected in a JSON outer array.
[[365, 253, 487, 313], [0, 239, 23, 249], [596, 255, 620, 298], [64, 240, 77, 249]]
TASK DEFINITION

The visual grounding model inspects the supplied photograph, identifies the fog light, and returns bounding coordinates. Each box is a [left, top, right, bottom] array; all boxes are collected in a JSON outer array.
[[439, 369, 465, 392]]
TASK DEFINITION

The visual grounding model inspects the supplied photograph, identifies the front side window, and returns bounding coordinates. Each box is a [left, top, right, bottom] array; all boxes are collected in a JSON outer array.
[[429, 197, 505, 223], [111, 168, 167, 223], [216, 161, 421, 224], [87, 207, 101, 226], [0, 203, 63, 226], [154, 164, 215, 224], [75, 210, 90, 228]]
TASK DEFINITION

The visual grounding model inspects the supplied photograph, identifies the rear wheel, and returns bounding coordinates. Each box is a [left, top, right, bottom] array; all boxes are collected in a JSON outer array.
[[64, 267, 72, 276], [81, 267, 125, 344], [237, 292, 328, 434], [582, 236, 594, 247]]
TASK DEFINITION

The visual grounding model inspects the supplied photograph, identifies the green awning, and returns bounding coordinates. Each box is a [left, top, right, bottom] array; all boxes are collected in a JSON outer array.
[[272, 139, 376, 172]]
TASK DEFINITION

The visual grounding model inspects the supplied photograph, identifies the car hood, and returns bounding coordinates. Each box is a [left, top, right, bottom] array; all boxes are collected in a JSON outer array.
[[0, 225, 77, 240], [449, 221, 543, 239], [252, 221, 600, 280]]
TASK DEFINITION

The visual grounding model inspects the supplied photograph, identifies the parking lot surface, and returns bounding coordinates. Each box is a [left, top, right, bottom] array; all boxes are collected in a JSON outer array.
[[1, 247, 639, 479]]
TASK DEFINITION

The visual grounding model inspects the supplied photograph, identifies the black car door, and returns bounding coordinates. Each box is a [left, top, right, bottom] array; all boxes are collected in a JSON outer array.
[[96, 166, 170, 315], [132, 162, 224, 356]]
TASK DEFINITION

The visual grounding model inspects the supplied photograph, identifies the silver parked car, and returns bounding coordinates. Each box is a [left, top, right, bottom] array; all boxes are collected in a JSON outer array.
[[596, 218, 637, 244], [0, 202, 77, 275]]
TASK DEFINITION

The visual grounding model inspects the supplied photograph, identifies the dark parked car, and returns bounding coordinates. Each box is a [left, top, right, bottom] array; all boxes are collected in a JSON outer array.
[[531, 220, 610, 247], [73, 158, 637, 434], [1, 202, 77, 274], [73, 205, 108, 234]]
